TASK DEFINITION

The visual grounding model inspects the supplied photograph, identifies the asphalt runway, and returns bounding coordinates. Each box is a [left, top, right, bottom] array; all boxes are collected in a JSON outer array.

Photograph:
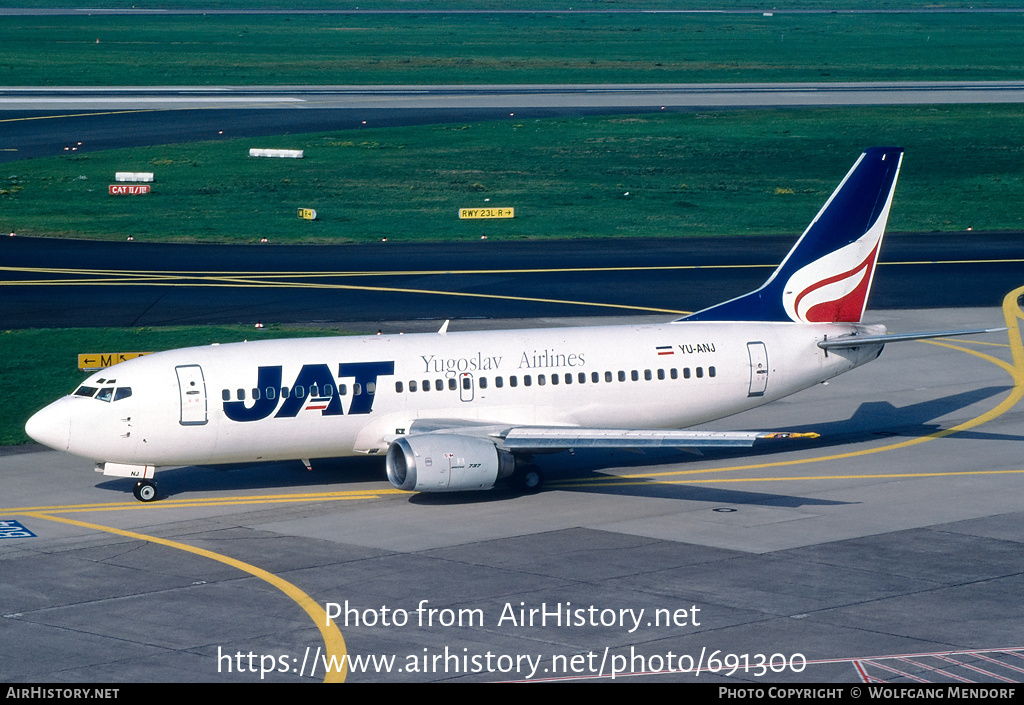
[[2, 304, 1022, 683], [3, 232, 1023, 329], [4, 6, 1023, 14], [4, 81, 1024, 162], [0, 105, 663, 163]]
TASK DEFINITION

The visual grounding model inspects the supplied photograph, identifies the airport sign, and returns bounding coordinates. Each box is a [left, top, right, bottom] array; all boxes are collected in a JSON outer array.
[[459, 207, 514, 219], [78, 352, 152, 371], [109, 184, 150, 195]]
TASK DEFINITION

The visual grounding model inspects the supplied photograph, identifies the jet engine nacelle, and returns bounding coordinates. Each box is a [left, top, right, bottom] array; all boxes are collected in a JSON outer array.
[[385, 434, 516, 492]]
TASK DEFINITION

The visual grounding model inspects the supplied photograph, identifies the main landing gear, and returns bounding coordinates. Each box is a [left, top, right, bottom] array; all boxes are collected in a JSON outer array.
[[512, 464, 544, 494], [133, 479, 159, 502]]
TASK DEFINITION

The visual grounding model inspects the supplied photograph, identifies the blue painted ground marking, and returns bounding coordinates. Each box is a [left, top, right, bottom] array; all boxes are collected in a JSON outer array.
[[0, 520, 36, 539]]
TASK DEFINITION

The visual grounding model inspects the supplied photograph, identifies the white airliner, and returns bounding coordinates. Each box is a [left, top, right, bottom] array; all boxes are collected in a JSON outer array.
[[25, 147, 1001, 501]]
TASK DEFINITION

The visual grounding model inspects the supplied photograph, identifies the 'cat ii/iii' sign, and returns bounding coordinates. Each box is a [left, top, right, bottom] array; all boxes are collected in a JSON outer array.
[[459, 207, 514, 219]]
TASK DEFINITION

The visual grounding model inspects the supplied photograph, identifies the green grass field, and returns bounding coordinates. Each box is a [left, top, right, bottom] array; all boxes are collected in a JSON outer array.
[[2, 11, 1022, 85], [6, 1, 1018, 9], [4, 106, 1023, 244]]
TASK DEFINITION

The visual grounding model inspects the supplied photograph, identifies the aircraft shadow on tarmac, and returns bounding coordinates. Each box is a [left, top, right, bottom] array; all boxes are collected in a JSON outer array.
[[95, 385, 1019, 507]]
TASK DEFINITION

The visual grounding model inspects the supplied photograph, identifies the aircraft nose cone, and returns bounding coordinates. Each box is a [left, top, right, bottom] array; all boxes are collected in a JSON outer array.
[[25, 401, 71, 451]]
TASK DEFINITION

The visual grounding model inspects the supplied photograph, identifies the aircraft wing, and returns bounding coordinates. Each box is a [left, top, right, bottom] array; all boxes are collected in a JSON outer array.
[[500, 427, 818, 450], [387, 420, 819, 493], [402, 419, 817, 451]]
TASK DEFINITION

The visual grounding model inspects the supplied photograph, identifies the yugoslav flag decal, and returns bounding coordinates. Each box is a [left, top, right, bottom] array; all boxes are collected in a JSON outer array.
[[782, 230, 883, 323]]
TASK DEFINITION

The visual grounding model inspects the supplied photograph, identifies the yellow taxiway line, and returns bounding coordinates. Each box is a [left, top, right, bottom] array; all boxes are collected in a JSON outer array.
[[3, 257, 1023, 282], [4, 259, 1019, 318], [17, 511, 348, 683]]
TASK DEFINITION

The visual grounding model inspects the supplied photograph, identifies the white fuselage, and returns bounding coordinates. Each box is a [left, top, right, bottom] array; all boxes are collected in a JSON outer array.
[[29, 320, 884, 469]]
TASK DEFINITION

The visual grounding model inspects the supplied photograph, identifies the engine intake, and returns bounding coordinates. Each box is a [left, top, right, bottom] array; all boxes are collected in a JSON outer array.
[[386, 434, 515, 492]]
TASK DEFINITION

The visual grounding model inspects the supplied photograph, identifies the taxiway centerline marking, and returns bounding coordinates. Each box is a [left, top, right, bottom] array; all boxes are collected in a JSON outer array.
[[19, 511, 348, 683], [554, 468, 1024, 489], [0, 273, 691, 315], [0, 488, 408, 515], [3, 258, 1022, 280]]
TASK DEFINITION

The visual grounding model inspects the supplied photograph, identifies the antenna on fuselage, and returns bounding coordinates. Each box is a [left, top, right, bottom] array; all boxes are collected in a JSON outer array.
[[438, 319, 450, 335]]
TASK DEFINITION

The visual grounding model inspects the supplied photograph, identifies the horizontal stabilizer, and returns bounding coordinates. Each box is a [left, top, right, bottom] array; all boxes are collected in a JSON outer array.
[[818, 327, 1006, 350]]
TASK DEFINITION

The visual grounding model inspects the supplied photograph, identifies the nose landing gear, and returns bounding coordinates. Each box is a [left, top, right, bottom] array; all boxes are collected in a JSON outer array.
[[133, 480, 159, 502]]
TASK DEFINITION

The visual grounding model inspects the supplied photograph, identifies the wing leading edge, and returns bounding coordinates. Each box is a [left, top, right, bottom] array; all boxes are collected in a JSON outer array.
[[401, 420, 818, 451], [500, 427, 819, 450]]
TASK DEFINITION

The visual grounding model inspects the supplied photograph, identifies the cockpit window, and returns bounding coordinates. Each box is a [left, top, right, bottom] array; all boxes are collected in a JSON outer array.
[[74, 384, 132, 401]]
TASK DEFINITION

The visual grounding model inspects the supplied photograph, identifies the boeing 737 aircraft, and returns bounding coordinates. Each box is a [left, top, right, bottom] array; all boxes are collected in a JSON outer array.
[[25, 148, 1001, 501]]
